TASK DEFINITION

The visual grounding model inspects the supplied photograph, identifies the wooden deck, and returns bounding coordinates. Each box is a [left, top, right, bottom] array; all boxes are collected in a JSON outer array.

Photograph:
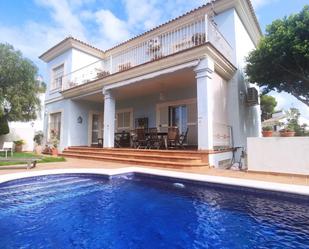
[[60, 146, 209, 168]]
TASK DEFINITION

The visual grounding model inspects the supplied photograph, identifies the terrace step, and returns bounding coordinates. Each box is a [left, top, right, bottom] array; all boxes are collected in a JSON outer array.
[[62, 150, 201, 163], [59, 152, 208, 168], [61, 147, 209, 168], [67, 146, 205, 157]]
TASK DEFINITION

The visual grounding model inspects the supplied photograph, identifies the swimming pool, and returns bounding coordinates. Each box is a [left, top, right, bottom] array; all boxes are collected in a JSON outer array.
[[0, 173, 308, 248]]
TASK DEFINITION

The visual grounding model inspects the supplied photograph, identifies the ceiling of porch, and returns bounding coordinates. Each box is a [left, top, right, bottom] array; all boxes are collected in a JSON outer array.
[[76, 67, 196, 103]]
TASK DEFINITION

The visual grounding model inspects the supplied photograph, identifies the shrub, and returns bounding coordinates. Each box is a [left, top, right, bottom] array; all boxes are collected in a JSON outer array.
[[0, 117, 9, 135], [262, 126, 272, 131], [13, 140, 25, 146], [33, 131, 44, 145]]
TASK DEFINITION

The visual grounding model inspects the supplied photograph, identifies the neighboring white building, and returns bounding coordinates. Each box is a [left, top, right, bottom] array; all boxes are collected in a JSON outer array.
[[262, 110, 286, 132], [39, 0, 262, 166], [0, 93, 45, 152]]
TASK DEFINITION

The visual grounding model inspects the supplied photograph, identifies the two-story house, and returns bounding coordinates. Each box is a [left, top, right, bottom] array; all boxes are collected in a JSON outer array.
[[39, 0, 262, 167]]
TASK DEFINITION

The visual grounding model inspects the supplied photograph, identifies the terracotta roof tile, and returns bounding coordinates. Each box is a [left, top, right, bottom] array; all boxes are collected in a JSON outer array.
[[39, 36, 104, 59]]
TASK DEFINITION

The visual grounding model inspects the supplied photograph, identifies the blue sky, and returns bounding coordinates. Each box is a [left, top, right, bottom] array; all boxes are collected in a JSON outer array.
[[0, 0, 308, 119]]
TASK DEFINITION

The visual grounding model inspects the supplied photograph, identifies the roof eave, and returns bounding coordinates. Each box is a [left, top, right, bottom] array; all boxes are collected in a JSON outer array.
[[39, 37, 104, 62]]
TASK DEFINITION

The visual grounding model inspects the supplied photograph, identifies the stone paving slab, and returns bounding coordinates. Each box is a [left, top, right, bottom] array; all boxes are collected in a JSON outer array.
[[0, 157, 308, 186]]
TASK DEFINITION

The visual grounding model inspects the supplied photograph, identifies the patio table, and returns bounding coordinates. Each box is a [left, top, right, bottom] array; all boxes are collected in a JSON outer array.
[[145, 131, 168, 149], [106, 131, 169, 149]]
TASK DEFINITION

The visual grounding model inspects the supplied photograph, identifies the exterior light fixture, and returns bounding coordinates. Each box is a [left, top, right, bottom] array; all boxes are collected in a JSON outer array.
[[77, 116, 83, 124]]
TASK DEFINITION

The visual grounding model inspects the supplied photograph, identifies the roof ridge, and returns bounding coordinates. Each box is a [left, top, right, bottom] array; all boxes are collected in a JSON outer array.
[[68, 36, 105, 54]]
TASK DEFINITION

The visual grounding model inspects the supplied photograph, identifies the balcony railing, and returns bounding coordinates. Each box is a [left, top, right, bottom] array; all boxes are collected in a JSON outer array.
[[62, 16, 232, 91]]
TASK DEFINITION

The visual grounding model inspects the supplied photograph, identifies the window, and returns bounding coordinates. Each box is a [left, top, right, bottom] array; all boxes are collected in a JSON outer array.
[[91, 114, 101, 144], [51, 64, 64, 90], [49, 112, 61, 140], [116, 109, 132, 131]]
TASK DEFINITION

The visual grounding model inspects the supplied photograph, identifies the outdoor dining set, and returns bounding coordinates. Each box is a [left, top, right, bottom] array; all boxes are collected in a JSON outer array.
[[98, 127, 189, 149]]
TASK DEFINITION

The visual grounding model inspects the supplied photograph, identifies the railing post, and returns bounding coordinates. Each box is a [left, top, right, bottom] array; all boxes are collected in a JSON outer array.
[[204, 14, 209, 42], [109, 55, 113, 74], [61, 76, 65, 91]]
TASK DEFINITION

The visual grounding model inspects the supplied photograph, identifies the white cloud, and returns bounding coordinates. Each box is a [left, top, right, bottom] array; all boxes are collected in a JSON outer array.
[[251, 0, 278, 10], [34, 0, 86, 40], [123, 0, 162, 31], [94, 9, 131, 48], [0, 21, 69, 73], [269, 91, 309, 120]]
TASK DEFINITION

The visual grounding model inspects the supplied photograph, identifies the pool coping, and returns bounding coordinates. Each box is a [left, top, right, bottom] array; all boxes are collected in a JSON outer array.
[[0, 167, 309, 196]]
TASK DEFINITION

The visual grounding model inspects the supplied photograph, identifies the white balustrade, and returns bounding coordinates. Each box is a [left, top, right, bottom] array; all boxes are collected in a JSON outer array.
[[62, 16, 233, 91]]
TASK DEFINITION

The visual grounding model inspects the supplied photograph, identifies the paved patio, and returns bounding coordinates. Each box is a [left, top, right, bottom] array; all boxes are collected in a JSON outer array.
[[0, 158, 308, 186]]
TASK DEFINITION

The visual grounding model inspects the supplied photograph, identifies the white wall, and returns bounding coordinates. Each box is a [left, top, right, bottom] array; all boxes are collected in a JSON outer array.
[[0, 123, 34, 152], [0, 93, 45, 151], [45, 49, 73, 101], [44, 48, 103, 149], [212, 73, 228, 125], [212, 73, 230, 147], [70, 49, 102, 85], [71, 48, 101, 71], [248, 137, 309, 175], [45, 48, 101, 101], [209, 151, 233, 168], [215, 8, 261, 148], [44, 98, 104, 150]]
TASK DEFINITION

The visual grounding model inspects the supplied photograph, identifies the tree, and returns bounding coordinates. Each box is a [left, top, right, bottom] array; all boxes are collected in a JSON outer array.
[[246, 6, 309, 106], [0, 43, 45, 135], [285, 107, 309, 136], [260, 94, 277, 121]]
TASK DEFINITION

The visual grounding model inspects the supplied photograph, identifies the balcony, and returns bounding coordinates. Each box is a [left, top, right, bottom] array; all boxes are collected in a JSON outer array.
[[62, 16, 232, 91]]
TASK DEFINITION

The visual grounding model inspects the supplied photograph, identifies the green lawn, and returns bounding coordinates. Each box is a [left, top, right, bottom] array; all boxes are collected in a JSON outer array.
[[0, 152, 66, 166]]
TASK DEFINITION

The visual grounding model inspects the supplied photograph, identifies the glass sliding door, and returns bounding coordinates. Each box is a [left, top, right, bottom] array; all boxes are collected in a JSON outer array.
[[157, 99, 197, 145], [168, 105, 187, 134], [49, 112, 61, 140], [90, 113, 103, 145], [91, 114, 99, 144]]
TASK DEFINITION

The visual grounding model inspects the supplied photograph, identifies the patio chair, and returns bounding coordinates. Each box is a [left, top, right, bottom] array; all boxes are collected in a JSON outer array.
[[178, 128, 189, 149], [0, 142, 14, 158], [114, 133, 121, 148], [135, 128, 148, 149], [119, 131, 131, 148], [130, 130, 137, 148], [167, 127, 179, 149], [148, 128, 163, 149]]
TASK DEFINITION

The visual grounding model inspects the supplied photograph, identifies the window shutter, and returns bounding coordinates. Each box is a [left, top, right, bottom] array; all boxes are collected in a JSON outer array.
[[123, 112, 130, 128]]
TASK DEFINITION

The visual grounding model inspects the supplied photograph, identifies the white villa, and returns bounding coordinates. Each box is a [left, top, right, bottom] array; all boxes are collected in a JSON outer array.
[[40, 0, 262, 167]]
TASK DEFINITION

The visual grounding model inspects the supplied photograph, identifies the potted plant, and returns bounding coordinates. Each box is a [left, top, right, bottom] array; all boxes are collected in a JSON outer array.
[[14, 140, 25, 152], [33, 131, 44, 154], [50, 129, 60, 156], [191, 33, 206, 46], [279, 126, 295, 137], [262, 126, 273, 137]]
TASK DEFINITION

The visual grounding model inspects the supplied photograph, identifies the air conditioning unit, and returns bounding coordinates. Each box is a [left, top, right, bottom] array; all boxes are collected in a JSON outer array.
[[246, 87, 259, 106]]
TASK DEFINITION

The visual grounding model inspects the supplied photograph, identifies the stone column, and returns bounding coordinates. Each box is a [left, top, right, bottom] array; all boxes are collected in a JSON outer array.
[[103, 89, 115, 148], [194, 57, 215, 150]]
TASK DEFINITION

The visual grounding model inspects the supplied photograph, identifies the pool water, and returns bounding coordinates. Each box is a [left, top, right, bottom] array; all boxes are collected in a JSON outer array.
[[0, 174, 308, 249]]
